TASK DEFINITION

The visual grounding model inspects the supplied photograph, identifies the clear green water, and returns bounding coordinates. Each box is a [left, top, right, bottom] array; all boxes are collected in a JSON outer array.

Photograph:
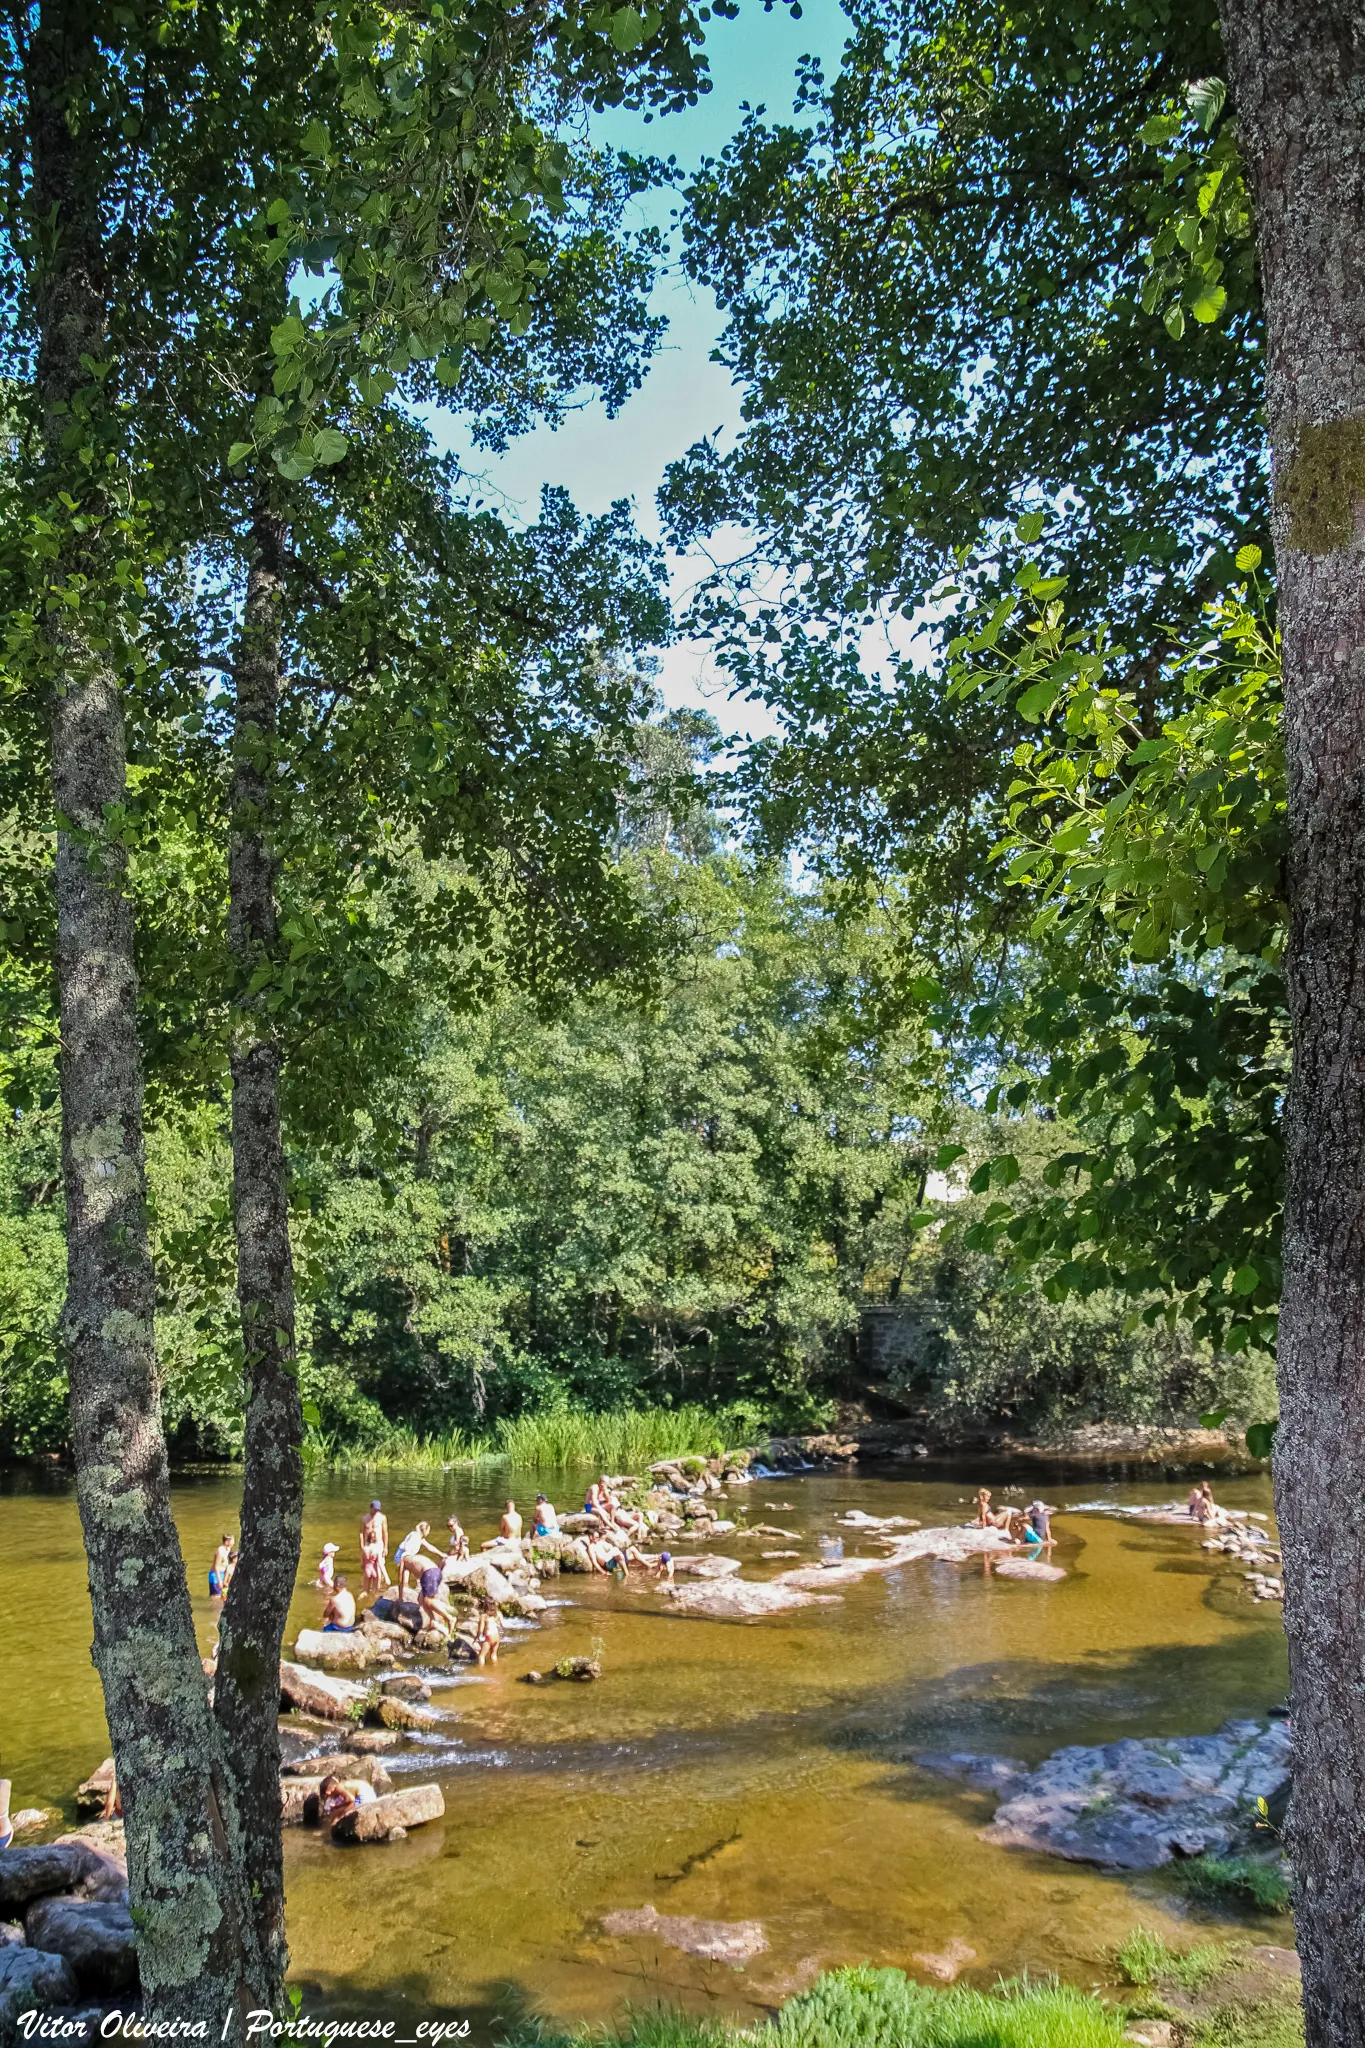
[[0, 1462, 1288, 2028]]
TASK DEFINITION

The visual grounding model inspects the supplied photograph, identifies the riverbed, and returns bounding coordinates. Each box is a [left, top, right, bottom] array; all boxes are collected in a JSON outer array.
[[0, 1461, 1288, 2027]]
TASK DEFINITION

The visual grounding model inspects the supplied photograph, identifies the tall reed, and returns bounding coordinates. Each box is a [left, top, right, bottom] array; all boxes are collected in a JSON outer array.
[[301, 1401, 758, 1472]]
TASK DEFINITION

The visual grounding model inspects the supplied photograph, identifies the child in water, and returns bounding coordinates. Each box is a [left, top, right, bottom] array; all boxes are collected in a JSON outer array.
[[474, 1596, 503, 1666]]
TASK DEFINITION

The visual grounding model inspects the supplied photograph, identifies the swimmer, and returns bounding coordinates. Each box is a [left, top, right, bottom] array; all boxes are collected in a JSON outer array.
[[315, 1541, 339, 1590], [474, 1597, 502, 1666], [360, 1499, 389, 1596], [418, 1562, 456, 1639], [318, 1773, 377, 1822], [323, 1577, 357, 1631], [209, 1533, 233, 1598], [395, 1521, 441, 1598], [532, 1494, 559, 1536], [500, 1499, 522, 1541]]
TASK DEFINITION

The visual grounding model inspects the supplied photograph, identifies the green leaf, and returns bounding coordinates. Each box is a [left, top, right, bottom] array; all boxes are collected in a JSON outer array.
[[1016, 679, 1059, 721], [1199, 1408, 1229, 1429], [302, 1399, 322, 1427], [1235, 544, 1263, 572], [1164, 305, 1186, 340], [933, 1143, 968, 1171], [1015, 511, 1046, 544], [1231, 1262, 1260, 1295], [1244, 1419, 1278, 1461], [312, 427, 349, 465], [1191, 284, 1227, 324], [607, 6, 646, 48], [301, 119, 330, 157], [226, 441, 253, 467]]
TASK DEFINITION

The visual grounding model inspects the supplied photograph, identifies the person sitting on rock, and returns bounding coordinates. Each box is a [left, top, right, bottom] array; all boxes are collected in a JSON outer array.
[[533, 1494, 559, 1536], [446, 1515, 469, 1560], [474, 1597, 502, 1666], [319, 1772, 377, 1822], [395, 1521, 442, 1598], [418, 1562, 456, 1640], [1023, 1501, 1054, 1547], [500, 1499, 523, 1541], [972, 1489, 1010, 1531], [1189, 1479, 1228, 1526], [585, 1533, 620, 1574], [315, 1541, 340, 1590], [323, 1577, 357, 1631]]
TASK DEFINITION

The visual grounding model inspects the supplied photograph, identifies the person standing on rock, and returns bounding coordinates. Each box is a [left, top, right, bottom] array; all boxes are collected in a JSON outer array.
[[396, 1521, 442, 1599], [418, 1562, 456, 1640], [474, 1596, 502, 1665], [361, 1499, 389, 1595]]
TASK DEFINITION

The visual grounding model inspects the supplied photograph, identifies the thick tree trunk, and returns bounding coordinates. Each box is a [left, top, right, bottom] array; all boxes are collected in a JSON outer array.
[[28, 0, 268, 2021], [1218, 6, 1365, 2041], [214, 511, 304, 1992]]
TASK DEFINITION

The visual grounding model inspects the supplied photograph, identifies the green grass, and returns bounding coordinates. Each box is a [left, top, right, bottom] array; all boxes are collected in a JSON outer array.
[[1188, 2003, 1304, 2048], [1171, 1855, 1292, 1915], [1114, 1929, 1237, 1994], [510, 1972, 1130, 2048], [303, 1402, 765, 1473]]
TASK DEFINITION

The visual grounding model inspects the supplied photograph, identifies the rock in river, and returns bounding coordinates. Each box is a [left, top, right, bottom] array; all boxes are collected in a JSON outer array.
[[670, 1555, 743, 1578], [0, 1844, 124, 1914], [663, 1578, 842, 1619], [602, 1904, 768, 1962], [917, 1716, 1291, 1869], [990, 1557, 1067, 1582], [293, 1628, 384, 1669], [331, 1785, 445, 1844], [24, 1896, 138, 1993], [0, 1946, 78, 2031], [280, 1661, 368, 1721]]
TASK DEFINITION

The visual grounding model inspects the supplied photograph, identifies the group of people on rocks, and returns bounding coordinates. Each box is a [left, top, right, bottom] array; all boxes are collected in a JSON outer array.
[[972, 1490, 1055, 1547]]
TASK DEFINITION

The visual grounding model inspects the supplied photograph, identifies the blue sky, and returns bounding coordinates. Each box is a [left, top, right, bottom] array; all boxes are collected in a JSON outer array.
[[426, 0, 852, 738]]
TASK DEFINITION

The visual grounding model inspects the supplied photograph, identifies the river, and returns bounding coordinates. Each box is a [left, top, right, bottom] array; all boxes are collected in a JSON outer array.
[[0, 1460, 1288, 2029]]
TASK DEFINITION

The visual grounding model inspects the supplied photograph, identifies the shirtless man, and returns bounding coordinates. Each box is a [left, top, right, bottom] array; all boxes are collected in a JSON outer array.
[[360, 1500, 388, 1595], [532, 1495, 559, 1536], [500, 1499, 522, 1541], [209, 1533, 233, 1598], [323, 1577, 357, 1631]]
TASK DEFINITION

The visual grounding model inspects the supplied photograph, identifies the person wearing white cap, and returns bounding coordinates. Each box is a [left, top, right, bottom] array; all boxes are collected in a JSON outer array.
[[315, 1541, 340, 1590]]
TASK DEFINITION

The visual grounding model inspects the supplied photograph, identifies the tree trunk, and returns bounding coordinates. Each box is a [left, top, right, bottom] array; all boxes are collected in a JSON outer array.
[[1218, 6, 1365, 2040], [27, 0, 267, 2020], [214, 510, 304, 1993]]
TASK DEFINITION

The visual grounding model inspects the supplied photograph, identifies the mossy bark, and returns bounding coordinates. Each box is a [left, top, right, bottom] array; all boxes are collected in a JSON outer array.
[[214, 511, 303, 1994], [1219, 5, 1365, 2041], [27, 0, 268, 2020]]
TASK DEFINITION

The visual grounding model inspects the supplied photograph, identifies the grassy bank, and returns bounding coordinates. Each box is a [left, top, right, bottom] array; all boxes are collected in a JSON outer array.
[[511, 1962, 1303, 2048], [300, 1402, 764, 1474]]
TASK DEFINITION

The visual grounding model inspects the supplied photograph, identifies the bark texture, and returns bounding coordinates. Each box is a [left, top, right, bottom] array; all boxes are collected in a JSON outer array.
[[214, 513, 304, 1992], [1218, 6, 1365, 2041], [28, 1, 267, 2019]]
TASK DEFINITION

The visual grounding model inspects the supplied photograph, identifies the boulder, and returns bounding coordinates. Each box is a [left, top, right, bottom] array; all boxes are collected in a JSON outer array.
[[917, 1717, 1292, 1870], [344, 1728, 402, 1755], [293, 1629, 383, 1670], [24, 1897, 138, 1993], [281, 1779, 323, 1827], [356, 1609, 410, 1644], [376, 1696, 442, 1731], [74, 1759, 116, 1821], [671, 1555, 743, 1579], [52, 1825, 126, 1886], [0, 1946, 78, 2030], [380, 1674, 431, 1702], [330, 1784, 445, 1844], [440, 1557, 517, 1608], [279, 1661, 368, 1721], [991, 1558, 1067, 1582], [0, 1844, 123, 1914], [9, 1810, 57, 1838]]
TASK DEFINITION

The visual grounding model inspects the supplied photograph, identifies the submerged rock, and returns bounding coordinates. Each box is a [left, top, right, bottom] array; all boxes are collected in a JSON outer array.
[[671, 1555, 743, 1578], [911, 1938, 976, 1983], [990, 1558, 1067, 1582], [917, 1717, 1291, 1870], [602, 1903, 768, 1962]]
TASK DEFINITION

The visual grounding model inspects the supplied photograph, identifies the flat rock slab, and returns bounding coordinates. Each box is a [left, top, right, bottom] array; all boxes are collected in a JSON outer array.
[[602, 1904, 768, 1962], [778, 1526, 1006, 1589], [840, 1512, 921, 1530], [991, 1558, 1067, 1582], [663, 1579, 841, 1619], [25, 1897, 138, 1993], [0, 1946, 78, 2026], [671, 1555, 743, 1578], [293, 1629, 384, 1669], [0, 1844, 123, 1913], [918, 1716, 1292, 1870], [282, 1752, 392, 1788], [331, 1784, 445, 1844]]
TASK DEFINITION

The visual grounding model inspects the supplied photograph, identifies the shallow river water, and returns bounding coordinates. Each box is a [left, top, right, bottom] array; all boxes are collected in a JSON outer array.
[[0, 1461, 1288, 2029]]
